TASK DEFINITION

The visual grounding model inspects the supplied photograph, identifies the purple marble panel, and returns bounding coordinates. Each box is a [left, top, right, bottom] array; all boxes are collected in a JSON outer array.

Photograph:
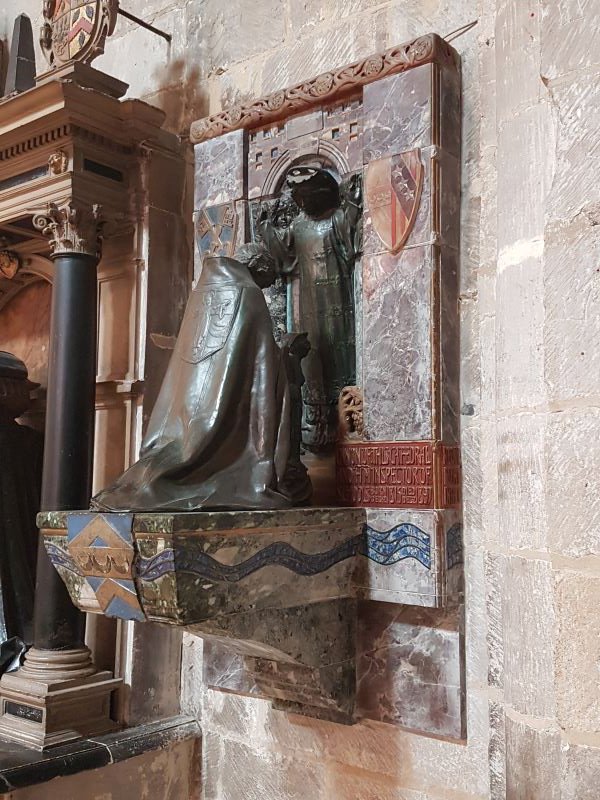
[[353, 509, 441, 608], [356, 601, 464, 739], [439, 149, 461, 252], [194, 130, 246, 209], [363, 65, 433, 164], [441, 508, 464, 605], [363, 147, 433, 258], [440, 62, 462, 159], [362, 246, 433, 442], [440, 247, 460, 444]]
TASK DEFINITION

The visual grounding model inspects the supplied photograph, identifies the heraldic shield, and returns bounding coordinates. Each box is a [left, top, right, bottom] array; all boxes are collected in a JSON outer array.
[[195, 202, 239, 261], [42, 0, 118, 68], [365, 150, 424, 254]]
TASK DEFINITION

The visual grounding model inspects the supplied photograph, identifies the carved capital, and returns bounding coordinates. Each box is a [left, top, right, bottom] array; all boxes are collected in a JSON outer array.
[[32, 203, 103, 259]]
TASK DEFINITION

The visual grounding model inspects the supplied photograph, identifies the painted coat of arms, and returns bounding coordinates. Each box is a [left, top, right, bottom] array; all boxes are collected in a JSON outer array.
[[195, 202, 239, 261], [365, 150, 424, 254], [40, 0, 118, 68]]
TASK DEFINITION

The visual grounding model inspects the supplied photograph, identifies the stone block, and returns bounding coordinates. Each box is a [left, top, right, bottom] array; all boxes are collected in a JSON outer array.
[[495, 256, 546, 412], [496, 103, 552, 253], [544, 215, 600, 404], [495, 0, 542, 117], [260, 14, 379, 96], [126, 624, 183, 725], [503, 556, 555, 718], [545, 410, 600, 558], [497, 412, 547, 551], [561, 741, 600, 800], [488, 701, 506, 800], [505, 714, 561, 800], [545, 72, 600, 223], [148, 151, 187, 214], [485, 553, 505, 690], [554, 570, 600, 732], [464, 548, 488, 687], [205, 736, 325, 800], [193, 0, 286, 78], [356, 602, 464, 739], [362, 246, 433, 441], [194, 130, 246, 209], [363, 65, 434, 164], [541, 2, 600, 82]]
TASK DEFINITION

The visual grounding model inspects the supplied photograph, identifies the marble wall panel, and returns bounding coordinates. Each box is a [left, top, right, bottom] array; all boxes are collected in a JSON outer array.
[[440, 61, 462, 159], [198, 598, 357, 722], [134, 508, 365, 625], [194, 129, 246, 209], [356, 602, 464, 739], [363, 65, 434, 163], [354, 509, 440, 607], [363, 147, 460, 257], [362, 147, 434, 259], [353, 508, 462, 608], [362, 246, 433, 442], [440, 246, 461, 444]]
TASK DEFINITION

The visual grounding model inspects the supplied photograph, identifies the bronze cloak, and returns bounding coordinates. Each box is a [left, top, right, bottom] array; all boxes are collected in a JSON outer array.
[[93, 256, 296, 511]]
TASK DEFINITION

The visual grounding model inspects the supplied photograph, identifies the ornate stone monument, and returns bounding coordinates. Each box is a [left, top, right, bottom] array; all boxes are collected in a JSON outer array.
[[0, 0, 186, 748], [40, 32, 465, 738]]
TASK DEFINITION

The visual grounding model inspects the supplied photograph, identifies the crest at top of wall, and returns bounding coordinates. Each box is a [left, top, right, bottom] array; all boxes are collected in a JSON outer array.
[[40, 0, 118, 68]]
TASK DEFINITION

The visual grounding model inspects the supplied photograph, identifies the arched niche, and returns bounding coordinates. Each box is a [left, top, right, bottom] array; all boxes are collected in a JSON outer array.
[[0, 255, 53, 427]]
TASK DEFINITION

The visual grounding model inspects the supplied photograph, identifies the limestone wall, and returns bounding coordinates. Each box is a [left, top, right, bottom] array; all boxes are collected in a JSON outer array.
[[2, 1, 600, 798]]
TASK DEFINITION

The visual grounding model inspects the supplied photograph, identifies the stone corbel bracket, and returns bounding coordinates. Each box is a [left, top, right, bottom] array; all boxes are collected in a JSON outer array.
[[39, 506, 462, 724], [190, 33, 457, 144]]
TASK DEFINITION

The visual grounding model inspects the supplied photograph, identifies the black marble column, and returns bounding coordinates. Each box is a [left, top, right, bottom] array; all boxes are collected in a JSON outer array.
[[33, 250, 98, 651], [24, 204, 102, 669]]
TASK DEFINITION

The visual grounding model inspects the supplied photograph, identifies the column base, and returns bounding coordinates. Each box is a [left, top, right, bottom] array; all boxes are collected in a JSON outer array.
[[0, 648, 122, 751]]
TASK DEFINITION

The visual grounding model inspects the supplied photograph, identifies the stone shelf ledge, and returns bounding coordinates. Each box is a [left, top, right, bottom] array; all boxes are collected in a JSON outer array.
[[39, 508, 462, 723], [0, 715, 199, 793]]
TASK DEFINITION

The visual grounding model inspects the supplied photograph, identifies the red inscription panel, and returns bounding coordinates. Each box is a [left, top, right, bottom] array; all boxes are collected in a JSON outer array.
[[336, 442, 435, 508], [336, 442, 461, 509], [439, 445, 461, 508]]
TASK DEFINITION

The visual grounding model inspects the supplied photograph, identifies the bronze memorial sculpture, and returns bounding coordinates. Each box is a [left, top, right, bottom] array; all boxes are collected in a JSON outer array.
[[259, 166, 362, 452], [92, 245, 312, 511]]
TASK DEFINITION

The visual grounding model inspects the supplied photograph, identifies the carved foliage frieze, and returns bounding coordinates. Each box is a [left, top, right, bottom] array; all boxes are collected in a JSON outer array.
[[190, 34, 455, 144]]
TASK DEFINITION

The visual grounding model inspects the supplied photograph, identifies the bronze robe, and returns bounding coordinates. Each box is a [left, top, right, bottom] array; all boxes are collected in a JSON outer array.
[[93, 257, 296, 511], [259, 199, 360, 450]]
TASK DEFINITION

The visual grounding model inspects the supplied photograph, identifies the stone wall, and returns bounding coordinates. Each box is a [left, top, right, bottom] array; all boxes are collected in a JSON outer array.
[[2, 0, 600, 798]]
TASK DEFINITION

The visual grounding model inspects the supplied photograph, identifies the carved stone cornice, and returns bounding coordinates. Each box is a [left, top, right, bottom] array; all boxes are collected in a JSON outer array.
[[32, 202, 103, 258], [190, 33, 456, 144]]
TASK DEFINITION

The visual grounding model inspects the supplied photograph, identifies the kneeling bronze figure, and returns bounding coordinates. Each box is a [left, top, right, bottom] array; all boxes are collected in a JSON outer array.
[[92, 246, 311, 512]]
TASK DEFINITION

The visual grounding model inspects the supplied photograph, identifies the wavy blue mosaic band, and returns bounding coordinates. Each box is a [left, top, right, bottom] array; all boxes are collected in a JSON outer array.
[[46, 522, 433, 587], [136, 522, 432, 582]]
